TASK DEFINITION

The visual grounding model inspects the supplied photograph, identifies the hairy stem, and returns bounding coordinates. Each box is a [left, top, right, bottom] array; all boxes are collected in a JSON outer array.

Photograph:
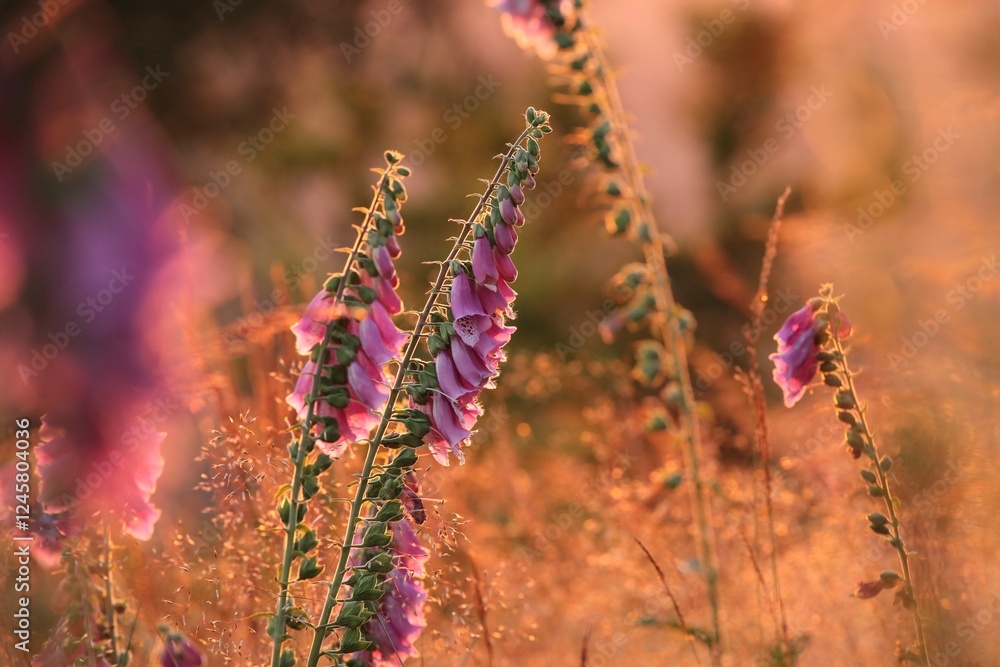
[[830, 327, 929, 664]]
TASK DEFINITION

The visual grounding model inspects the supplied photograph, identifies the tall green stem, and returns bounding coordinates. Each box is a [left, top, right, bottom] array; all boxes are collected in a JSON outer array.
[[304, 126, 537, 667]]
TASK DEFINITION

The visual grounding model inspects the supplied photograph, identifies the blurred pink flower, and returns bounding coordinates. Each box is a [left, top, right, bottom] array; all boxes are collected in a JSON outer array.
[[493, 0, 573, 58], [160, 632, 204, 667]]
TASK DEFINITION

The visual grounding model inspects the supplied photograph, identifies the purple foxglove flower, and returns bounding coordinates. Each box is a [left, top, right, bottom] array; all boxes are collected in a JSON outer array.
[[453, 314, 492, 347], [291, 291, 349, 355], [386, 234, 402, 258], [769, 305, 819, 407], [450, 271, 487, 319], [472, 316, 515, 359], [493, 222, 517, 255], [509, 184, 525, 205], [430, 394, 474, 446], [356, 301, 407, 366], [160, 633, 204, 667], [472, 235, 499, 290], [363, 272, 404, 315], [499, 197, 518, 225], [477, 279, 517, 317], [373, 244, 398, 285], [523, 172, 536, 190], [493, 245, 518, 282], [449, 337, 495, 387], [769, 305, 850, 407], [513, 204, 525, 227], [435, 349, 476, 399], [348, 351, 390, 411]]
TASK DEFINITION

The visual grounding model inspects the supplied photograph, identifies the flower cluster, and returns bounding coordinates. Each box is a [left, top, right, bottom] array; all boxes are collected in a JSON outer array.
[[404, 131, 542, 465], [287, 155, 410, 456], [348, 470, 429, 666]]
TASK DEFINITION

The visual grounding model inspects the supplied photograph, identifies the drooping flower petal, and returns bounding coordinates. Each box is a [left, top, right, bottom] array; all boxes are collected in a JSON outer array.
[[493, 222, 517, 255], [769, 304, 820, 407], [493, 246, 518, 282], [472, 235, 499, 290], [450, 271, 487, 318]]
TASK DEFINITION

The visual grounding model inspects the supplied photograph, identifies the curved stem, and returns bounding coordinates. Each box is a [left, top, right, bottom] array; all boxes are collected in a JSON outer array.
[[305, 126, 536, 667], [830, 328, 929, 665], [270, 167, 394, 667]]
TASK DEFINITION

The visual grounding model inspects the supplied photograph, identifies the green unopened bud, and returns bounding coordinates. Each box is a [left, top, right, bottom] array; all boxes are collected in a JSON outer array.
[[339, 627, 372, 653], [879, 455, 893, 472], [375, 500, 404, 523], [297, 556, 323, 581], [389, 448, 419, 469], [837, 411, 856, 426], [860, 469, 878, 484], [879, 571, 902, 588], [866, 512, 889, 526], [361, 522, 391, 548], [824, 374, 842, 387], [294, 528, 319, 554], [835, 392, 855, 409], [365, 552, 394, 574]]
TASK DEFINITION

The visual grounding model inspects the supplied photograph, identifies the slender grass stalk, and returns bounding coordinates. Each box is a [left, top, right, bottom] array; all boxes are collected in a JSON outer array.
[[102, 524, 120, 664], [304, 121, 542, 667], [633, 536, 704, 666], [743, 187, 793, 659], [270, 164, 397, 667]]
